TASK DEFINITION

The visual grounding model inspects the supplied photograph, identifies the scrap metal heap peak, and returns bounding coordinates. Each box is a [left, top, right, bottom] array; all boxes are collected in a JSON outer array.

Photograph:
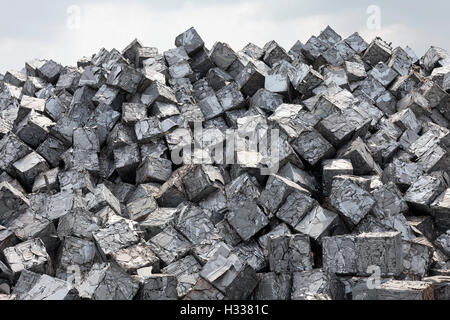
[[0, 26, 450, 300]]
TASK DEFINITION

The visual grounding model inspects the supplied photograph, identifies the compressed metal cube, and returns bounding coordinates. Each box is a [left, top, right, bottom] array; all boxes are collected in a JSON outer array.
[[3, 238, 52, 276], [241, 42, 264, 60], [216, 82, 245, 111], [35, 136, 66, 168], [190, 47, 215, 76], [135, 46, 159, 67], [112, 144, 140, 181], [148, 226, 191, 266], [302, 36, 330, 62], [249, 88, 283, 113], [175, 27, 204, 56], [323, 66, 349, 88], [0, 133, 33, 175], [291, 269, 343, 300], [259, 174, 310, 214], [252, 272, 291, 300], [85, 184, 121, 215], [263, 40, 292, 68], [291, 129, 335, 166], [55, 236, 97, 281], [11, 269, 43, 300], [72, 127, 100, 153], [330, 176, 376, 228], [322, 159, 353, 196], [232, 239, 266, 272], [257, 223, 291, 259], [337, 137, 382, 176], [236, 62, 268, 97], [420, 80, 448, 109], [431, 189, 450, 232], [344, 60, 367, 83], [422, 276, 450, 300], [407, 216, 435, 241], [196, 94, 224, 120], [111, 241, 159, 274], [0, 182, 30, 226], [22, 77, 47, 97], [366, 130, 399, 165], [139, 208, 176, 239], [362, 38, 392, 66], [268, 234, 313, 273], [161, 255, 202, 298], [317, 25, 342, 47], [206, 68, 233, 91], [183, 278, 225, 300], [390, 108, 422, 134], [16, 273, 79, 300], [402, 238, 433, 280], [267, 103, 316, 141], [265, 64, 295, 97], [3, 69, 26, 87], [164, 47, 190, 67], [0, 225, 17, 252], [58, 169, 95, 194], [323, 232, 403, 276], [404, 174, 447, 213], [168, 60, 195, 81], [199, 244, 258, 299], [295, 205, 340, 242], [121, 38, 143, 66], [275, 189, 317, 230], [289, 62, 323, 95], [13, 151, 49, 190], [126, 191, 158, 223], [134, 117, 162, 143], [137, 274, 178, 300], [78, 65, 106, 88], [389, 47, 413, 78], [342, 32, 367, 54], [92, 85, 123, 111], [136, 155, 172, 184], [141, 81, 177, 106], [209, 42, 238, 70], [56, 206, 100, 241], [316, 109, 369, 148], [435, 232, 450, 258], [225, 174, 269, 241], [356, 232, 403, 276], [390, 73, 422, 99], [375, 280, 434, 300], [106, 63, 142, 94], [35, 60, 62, 84], [370, 182, 414, 240], [77, 263, 139, 300], [382, 158, 424, 192], [151, 101, 180, 119], [15, 111, 54, 149], [181, 165, 223, 203], [42, 191, 75, 221], [278, 162, 320, 193], [367, 62, 398, 88], [172, 202, 219, 245], [215, 220, 242, 247], [8, 209, 55, 242], [93, 218, 140, 259], [106, 122, 136, 149]]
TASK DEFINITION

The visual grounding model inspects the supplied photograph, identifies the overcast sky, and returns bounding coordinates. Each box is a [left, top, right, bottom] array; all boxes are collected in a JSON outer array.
[[1, 0, 449, 73]]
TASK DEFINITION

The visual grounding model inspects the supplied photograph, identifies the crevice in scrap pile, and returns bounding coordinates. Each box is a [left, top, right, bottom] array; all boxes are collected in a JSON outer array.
[[0, 25, 450, 300]]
